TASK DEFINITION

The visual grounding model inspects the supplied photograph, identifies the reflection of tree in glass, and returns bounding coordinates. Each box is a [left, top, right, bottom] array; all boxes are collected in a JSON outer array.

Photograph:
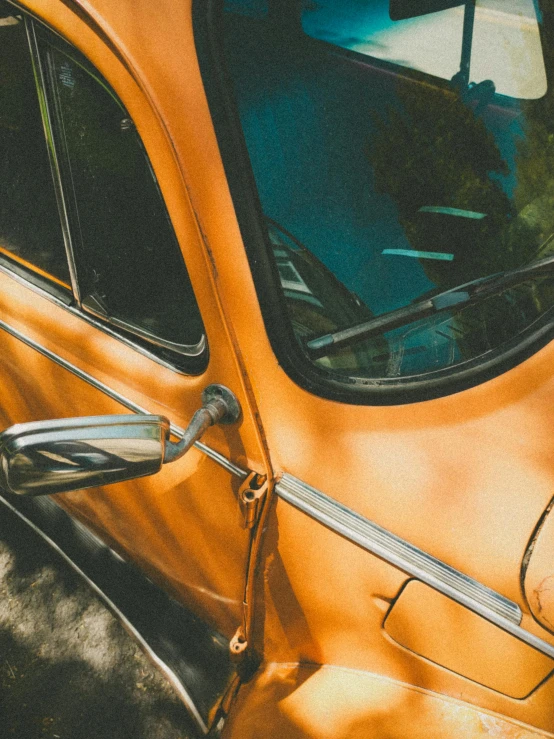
[[515, 3, 554, 260], [370, 80, 514, 288], [499, 2, 554, 344], [369, 46, 554, 367], [52, 47, 203, 348]]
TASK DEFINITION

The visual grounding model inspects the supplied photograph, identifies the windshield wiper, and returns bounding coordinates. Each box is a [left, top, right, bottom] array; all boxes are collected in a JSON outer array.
[[306, 253, 554, 358]]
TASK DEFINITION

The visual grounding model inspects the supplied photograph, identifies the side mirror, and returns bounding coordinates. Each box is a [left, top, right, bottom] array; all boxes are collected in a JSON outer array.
[[390, 0, 464, 20], [0, 384, 241, 497], [0, 415, 170, 496]]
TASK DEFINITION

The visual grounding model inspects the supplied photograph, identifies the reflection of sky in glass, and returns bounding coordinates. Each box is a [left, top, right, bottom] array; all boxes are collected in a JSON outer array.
[[302, 0, 547, 99]]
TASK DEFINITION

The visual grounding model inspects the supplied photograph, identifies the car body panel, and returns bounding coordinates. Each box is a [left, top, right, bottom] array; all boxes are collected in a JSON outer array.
[[2, 0, 554, 736], [0, 274, 252, 636], [223, 663, 552, 739], [240, 342, 554, 732], [383, 580, 554, 699], [1, 0, 271, 642]]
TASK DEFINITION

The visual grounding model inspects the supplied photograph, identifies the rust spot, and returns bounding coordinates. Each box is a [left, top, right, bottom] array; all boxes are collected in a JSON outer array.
[[534, 575, 554, 630]]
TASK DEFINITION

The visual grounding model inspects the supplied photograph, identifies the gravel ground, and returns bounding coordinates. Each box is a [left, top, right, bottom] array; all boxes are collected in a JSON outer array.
[[0, 503, 201, 739]]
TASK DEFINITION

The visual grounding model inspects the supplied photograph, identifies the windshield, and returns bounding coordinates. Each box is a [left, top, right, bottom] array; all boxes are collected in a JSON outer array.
[[303, 0, 547, 99], [216, 0, 554, 389]]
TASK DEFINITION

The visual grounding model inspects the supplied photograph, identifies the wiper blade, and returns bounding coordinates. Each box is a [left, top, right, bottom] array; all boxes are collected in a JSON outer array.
[[306, 253, 554, 357]]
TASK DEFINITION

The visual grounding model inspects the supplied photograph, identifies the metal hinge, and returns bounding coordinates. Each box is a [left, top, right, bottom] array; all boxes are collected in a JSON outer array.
[[238, 471, 269, 530], [229, 626, 248, 662], [229, 472, 269, 667], [228, 624, 261, 679]]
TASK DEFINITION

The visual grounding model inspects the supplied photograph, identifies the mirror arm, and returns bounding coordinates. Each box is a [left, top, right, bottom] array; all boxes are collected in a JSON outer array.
[[163, 384, 241, 464]]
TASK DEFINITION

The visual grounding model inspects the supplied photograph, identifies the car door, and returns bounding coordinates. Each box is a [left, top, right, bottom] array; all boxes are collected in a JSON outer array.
[[193, 1, 554, 736], [0, 1, 270, 732]]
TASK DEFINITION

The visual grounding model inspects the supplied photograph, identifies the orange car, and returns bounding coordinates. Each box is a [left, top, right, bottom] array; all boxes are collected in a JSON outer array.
[[1, 0, 554, 736]]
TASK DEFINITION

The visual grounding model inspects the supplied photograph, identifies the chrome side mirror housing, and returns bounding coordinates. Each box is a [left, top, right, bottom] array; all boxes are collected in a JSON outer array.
[[0, 384, 242, 497], [0, 414, 170, 496]]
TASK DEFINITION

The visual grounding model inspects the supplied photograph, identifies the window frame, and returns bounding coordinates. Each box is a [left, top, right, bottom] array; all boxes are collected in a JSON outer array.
[[0, 0, 209, 375], [193, 0, 554, 405]]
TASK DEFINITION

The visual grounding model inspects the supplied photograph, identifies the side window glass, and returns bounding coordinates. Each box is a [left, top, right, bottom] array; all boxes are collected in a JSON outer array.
[[0, 3, 70, 288], [43, 36, 206, 358]]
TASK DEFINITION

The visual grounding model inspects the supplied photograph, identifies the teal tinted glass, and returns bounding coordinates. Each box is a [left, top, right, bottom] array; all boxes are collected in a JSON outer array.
[[222, 0, 554, 384]]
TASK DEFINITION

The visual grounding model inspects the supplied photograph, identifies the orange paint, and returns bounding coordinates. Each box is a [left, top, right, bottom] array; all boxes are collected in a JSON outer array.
[[2, 1, 554, 736]]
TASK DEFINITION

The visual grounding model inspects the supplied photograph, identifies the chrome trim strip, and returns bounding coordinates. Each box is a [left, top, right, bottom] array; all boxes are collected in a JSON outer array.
[[277, 475, 554, 661], [0, 318, 247, 479], [277, 475, 521, 624], [83, 303, 207, 358], [26, 18, 82, 304], [0, 493, 209, 735], [0, 259, 198, 376], [193, 440, 247, 479]]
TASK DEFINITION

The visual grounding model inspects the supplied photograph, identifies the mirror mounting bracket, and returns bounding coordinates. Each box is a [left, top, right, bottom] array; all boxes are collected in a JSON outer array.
[[163, 384, 241, 464]]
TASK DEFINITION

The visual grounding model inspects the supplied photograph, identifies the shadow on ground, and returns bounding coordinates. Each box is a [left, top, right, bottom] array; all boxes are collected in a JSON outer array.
[[0, 506, 200, 739]]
